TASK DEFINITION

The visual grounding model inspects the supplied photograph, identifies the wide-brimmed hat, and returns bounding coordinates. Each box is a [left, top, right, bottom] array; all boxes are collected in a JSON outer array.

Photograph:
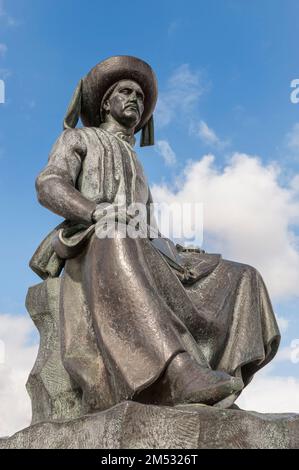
[[63, 55, 158, 146]]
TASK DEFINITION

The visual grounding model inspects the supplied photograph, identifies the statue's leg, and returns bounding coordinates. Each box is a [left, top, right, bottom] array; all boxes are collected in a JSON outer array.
[[61, 253, 116, 413], [79, 233, 188, 401], [185, 258, 280, 387]]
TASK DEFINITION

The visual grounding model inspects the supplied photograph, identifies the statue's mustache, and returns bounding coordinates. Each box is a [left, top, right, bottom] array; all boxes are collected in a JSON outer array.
[[124, 102, 140, 113]]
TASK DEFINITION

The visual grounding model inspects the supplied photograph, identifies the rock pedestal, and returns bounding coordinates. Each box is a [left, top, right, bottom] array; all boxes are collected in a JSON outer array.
[[26, 279, 82, 424], [0, 401, 299, 449]]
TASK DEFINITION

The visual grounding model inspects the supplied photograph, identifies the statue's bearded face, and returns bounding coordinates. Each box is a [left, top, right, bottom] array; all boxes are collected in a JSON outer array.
[[102, 80, 145, 129]]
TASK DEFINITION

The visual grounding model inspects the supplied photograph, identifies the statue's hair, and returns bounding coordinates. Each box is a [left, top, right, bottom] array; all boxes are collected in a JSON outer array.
[[99, 82, 119, 122]]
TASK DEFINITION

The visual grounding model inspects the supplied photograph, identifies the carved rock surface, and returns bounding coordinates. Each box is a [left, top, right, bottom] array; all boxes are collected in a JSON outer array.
[[26, 279, 82, 424], [0, 401, 298, 449]]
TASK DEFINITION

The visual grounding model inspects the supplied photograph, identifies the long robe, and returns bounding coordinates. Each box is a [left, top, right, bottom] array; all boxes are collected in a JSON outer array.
[[31, 127, 280, 412]]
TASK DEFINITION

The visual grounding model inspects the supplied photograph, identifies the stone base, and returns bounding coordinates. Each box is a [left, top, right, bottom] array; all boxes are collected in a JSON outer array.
[[1, 401, 298, 449], [26, 279, 82, 424]]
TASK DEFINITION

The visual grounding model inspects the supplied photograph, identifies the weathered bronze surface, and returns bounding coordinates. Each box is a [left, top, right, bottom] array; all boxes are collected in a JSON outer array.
[[29, 56, 280, 416]]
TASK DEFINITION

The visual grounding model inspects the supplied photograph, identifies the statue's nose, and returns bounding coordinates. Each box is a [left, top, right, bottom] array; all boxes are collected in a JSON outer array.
[[129, 90, 138, 102]]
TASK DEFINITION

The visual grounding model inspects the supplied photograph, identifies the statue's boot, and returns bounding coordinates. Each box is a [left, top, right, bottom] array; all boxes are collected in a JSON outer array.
[[165, 352, 243, 406]]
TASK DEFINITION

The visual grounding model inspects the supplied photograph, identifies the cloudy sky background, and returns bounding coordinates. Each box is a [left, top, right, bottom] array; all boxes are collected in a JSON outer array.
[[1, 0, 299, 436]]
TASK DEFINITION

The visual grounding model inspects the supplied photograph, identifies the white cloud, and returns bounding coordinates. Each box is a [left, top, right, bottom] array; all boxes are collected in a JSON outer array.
[[156, 140, 177, 166], [194, 120, 229, 149], [273, 340, 299, 365], [156, 64, 205, 127], [276, 315, 289, 333], [197, 120, 219, 146], [274, 345, 294, 363], [0, 313, 38, 437], [0, 43, 7, 57], [237, 372, 299, 413], [286, 122, 299, 153], [151, 153, 299, 300], [291, 174, 299, 192]]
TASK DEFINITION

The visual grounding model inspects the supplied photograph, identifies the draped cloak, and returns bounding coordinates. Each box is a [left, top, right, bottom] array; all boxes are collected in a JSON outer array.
[[31, 127, 280, 412]]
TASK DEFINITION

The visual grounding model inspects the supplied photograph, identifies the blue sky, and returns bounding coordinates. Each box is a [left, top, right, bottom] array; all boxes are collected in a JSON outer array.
[[1, 0, 299, 434]]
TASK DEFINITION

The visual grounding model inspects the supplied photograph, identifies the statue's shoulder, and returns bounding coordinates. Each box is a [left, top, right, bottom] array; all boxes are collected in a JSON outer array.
[[49, 128, 92, 160], [55, 126, 86, 145], [54, 127, 113, 155], [71, 126, 108, 144], [55, 127, 100, 150]]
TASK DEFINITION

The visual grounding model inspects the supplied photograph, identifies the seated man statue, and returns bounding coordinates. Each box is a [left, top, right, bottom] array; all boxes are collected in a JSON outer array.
[[30, 56, 280, 413]]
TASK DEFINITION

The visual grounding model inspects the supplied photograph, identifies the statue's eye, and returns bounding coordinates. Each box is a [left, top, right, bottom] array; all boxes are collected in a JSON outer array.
[[120, 88, 131, 95]]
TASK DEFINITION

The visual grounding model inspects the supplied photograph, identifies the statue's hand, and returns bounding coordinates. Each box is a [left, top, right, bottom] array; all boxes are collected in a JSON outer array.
[[92, 203, 132, 225], [92, 203, 115, 223], [116, 208, 132, 225]]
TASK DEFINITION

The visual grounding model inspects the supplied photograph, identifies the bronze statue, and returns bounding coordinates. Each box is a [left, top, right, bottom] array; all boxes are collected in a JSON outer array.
[[30, 56, 280, 414]]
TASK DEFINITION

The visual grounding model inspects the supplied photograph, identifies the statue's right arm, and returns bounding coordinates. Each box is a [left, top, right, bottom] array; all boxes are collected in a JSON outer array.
[[35, 129, 96, 225]]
